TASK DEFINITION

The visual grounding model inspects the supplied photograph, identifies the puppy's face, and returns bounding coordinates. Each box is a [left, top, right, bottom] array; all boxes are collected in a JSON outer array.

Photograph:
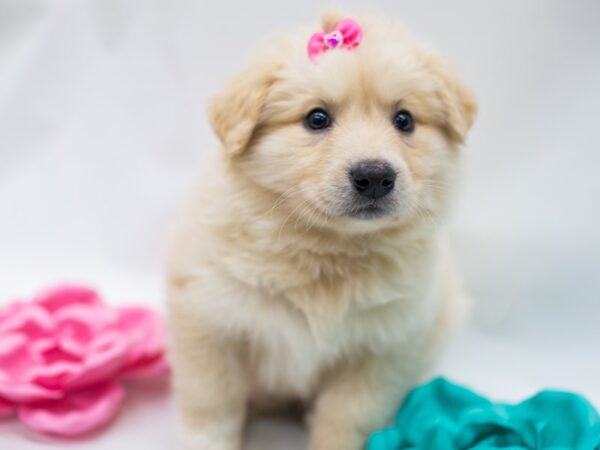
[[210, 14, 476, 232]]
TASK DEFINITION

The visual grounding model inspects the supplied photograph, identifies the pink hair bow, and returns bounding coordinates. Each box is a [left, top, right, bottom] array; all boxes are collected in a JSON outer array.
[[307, 18, 363, 63]]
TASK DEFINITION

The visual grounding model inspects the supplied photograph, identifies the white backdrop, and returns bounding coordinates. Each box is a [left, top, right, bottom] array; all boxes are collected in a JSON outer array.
[[1, 0, 599, 448]]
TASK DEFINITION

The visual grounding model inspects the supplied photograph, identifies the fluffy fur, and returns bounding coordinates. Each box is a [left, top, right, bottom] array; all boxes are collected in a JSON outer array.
[[167, 11, 476, 450]]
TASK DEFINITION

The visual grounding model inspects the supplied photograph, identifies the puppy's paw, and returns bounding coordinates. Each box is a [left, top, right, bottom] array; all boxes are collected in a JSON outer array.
[[309, 427, 365, 450], [177, 424, 241, 450]]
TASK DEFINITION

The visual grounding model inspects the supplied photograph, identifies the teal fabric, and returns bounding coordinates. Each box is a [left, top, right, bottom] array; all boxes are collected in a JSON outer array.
[[367, 378, 600, 450]]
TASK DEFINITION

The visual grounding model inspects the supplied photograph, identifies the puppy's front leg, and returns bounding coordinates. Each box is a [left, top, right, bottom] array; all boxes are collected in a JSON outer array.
[[169, 296, 248, 450], [309, 354, 423, 450]]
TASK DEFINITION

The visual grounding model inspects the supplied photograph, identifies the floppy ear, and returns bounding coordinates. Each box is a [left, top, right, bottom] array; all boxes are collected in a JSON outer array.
[[429, 59, 478, 143], [209, 60, 277, 157]]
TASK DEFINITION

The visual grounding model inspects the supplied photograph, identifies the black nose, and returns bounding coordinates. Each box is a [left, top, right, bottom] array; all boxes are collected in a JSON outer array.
[[350, 160, 396, 199]]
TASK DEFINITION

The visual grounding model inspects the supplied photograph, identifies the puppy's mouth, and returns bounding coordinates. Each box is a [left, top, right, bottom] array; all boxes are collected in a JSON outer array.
[[343, 198, 394, 219]]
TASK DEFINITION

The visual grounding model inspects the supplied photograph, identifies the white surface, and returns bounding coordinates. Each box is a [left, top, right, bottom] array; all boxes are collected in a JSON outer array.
[[1, 0, 599, 448]]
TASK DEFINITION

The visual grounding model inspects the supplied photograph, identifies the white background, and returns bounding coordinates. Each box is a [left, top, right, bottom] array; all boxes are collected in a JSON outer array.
[[1, 0, 599, 448]]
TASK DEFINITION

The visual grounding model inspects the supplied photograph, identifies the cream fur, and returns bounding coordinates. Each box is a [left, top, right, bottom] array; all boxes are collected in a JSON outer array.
[[167, 11, 476, 450]]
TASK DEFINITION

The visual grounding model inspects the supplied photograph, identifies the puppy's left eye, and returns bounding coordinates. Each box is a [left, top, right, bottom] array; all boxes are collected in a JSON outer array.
[[304, 108, 331, 131], [393, 110, 415, 133]]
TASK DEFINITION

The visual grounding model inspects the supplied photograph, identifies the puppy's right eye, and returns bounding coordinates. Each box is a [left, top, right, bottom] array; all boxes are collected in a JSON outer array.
[[304, 109, 331, 131]]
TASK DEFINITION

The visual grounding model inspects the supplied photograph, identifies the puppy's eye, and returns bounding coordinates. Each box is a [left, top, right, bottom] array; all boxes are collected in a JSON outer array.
[[304, 108, 331, 131], [393, 110, 415, 133]]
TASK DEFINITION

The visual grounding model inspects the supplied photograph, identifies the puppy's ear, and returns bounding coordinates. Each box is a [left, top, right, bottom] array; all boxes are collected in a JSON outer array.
[[209, 59, 277, 157], [429, 58, 477, 143]]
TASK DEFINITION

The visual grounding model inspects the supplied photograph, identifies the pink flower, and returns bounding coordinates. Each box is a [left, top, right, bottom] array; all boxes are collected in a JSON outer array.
[[0, 285, 169, 436]]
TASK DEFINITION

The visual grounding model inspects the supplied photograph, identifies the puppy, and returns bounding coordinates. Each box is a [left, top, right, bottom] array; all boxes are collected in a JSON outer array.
[[167, 10, 476, 450]]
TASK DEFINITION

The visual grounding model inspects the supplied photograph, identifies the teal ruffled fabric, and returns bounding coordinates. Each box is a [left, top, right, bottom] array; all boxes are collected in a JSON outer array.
[[367, 378, 600, 450]]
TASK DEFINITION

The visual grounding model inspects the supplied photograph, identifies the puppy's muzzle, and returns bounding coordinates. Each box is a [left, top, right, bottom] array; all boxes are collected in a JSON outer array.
[[349, 160, 396, 199]]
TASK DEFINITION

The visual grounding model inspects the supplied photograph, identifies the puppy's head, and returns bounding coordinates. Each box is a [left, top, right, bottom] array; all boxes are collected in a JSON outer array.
[[210, 11, 476, 233]]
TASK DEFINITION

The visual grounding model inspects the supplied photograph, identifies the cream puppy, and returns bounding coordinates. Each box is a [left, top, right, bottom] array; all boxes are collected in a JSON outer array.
[[167, 11, 476, 450]]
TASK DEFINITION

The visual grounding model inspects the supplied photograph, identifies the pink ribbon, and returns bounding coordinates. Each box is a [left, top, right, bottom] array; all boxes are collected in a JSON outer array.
[[307, 18, 363, 62]]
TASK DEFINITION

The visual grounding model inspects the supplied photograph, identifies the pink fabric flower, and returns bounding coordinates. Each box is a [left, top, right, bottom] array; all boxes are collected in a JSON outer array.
[[0, 285, 169, 436]]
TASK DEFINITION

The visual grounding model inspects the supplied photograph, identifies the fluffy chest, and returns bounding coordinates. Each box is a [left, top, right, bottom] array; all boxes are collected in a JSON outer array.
[[245, 289, 427, 400], [234, 246, 440, 399], [205, 222, 441, 398]]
